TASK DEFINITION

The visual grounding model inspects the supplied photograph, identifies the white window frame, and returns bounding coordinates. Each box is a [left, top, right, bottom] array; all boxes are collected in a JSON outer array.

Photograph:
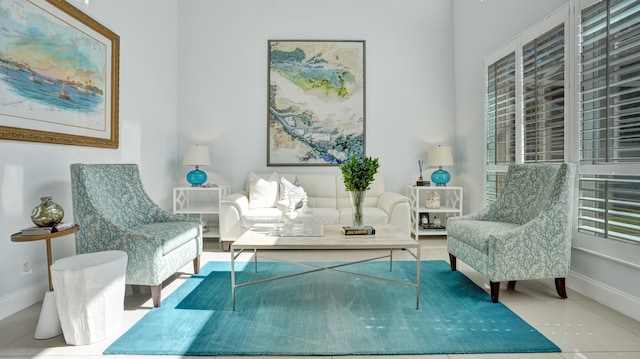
[[483, 5, 571, 199]]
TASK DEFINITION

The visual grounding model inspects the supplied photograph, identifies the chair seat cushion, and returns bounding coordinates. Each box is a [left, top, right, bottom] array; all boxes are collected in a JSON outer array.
[[130, 222, 200, 255], [447, 220, 519, 253]]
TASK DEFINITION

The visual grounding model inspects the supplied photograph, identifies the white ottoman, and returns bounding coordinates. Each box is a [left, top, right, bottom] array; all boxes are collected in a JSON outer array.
[[51, 250, 127, 345]]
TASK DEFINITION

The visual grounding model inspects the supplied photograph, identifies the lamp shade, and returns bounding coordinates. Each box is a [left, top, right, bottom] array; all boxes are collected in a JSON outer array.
[[427, 145, 454, 166], [183, 145, 211, 166], [427, 145, 454, 186]]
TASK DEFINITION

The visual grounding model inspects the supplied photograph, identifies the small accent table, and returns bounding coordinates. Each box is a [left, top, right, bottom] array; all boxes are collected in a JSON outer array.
[[11, 225, 80, 339]]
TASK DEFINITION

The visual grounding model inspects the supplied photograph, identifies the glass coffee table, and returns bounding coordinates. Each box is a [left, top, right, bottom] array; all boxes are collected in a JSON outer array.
[[230, 224, 420, 310]]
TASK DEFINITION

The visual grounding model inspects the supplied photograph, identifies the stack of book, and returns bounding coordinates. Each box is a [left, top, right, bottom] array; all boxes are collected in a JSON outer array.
[[342, 225, 376, 235], [420, 224, 446, 231], [21, 222, 75, 236]]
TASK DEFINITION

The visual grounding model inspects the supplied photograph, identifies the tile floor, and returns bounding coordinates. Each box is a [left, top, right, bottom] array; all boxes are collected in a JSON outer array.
[[1, 238, 639, 358]]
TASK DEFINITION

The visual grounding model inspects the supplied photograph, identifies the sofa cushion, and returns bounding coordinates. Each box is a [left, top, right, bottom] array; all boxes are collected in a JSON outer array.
[[447, 220, 519, 253], [130, 222, 200, 256], [298, 208, 340, 224], [242, 207, 340, 227], [248, 172, 279, 209], [241, 207, 284, 227], [336, 173, 385, 208], [338, 207, 389, 226]]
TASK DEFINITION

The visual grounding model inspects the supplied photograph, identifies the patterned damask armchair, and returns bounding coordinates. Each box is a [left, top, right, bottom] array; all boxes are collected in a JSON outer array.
[[70, 164, 202, 307], [447, 163, 575, 302]]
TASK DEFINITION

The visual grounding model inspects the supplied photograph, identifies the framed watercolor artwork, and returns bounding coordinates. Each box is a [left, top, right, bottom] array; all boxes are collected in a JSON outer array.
[[267, 40, 365, 166], [0, 0, 119, 148]]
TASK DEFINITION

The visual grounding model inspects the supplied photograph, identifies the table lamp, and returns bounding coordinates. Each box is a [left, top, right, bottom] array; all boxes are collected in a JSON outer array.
[[183, 145, 211, 186], [427, 145, 453, 186]]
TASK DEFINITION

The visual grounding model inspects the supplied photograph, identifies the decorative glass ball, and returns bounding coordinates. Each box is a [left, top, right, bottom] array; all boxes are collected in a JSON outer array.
[[31, 196, 64, 227]]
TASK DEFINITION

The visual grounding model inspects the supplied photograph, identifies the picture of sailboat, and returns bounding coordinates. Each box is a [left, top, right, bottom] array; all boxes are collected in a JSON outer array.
[[58, 85, 70, 100]]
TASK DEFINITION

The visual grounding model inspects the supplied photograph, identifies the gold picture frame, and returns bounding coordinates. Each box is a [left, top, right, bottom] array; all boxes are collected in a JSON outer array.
[[0, 0, 120, 148]]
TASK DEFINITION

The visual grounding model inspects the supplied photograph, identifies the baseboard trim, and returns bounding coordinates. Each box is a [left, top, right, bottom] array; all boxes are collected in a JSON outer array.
[[0, 282, 48, 321], [568, 270, 640, 322]]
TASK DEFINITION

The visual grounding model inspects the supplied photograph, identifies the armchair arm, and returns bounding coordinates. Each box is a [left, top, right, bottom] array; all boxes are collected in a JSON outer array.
[[448, 206, 490, 223], [488, 201, 572, 281], [150, 206, 202, 225], [377, 191, 411, 234]]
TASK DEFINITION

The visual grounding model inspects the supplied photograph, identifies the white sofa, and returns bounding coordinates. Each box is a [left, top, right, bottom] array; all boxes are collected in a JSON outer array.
[[219, 172, 411, 250]]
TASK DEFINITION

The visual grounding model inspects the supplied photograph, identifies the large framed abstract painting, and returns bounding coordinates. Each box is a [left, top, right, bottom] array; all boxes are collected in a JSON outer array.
[[267, 40, 365, 166], [0, 0, 119, 148]]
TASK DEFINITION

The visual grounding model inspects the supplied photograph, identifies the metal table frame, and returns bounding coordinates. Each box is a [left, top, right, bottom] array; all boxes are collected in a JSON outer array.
[[230, 224, 420, 310]]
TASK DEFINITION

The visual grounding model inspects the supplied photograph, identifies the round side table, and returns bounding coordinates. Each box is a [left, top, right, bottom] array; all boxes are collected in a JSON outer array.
[[11, 225, 79, 339]]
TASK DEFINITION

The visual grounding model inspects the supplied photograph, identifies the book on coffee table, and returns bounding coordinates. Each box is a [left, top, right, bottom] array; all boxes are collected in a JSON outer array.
[[342, 226, 376, 235]]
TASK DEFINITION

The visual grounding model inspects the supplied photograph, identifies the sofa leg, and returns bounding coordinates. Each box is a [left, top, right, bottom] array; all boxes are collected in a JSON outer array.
[[221, 241, 231, 251], [449, 253, 457, 271], [555, 278, 568, 299], [490, 281, 500, 303], [151, 284, 162, 307], [193, 255, 201, 274], [507, 281, 516, 291]]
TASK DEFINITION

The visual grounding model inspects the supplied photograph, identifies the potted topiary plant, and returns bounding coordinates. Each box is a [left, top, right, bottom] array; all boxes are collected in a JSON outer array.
[[339, 156, 380, 229]]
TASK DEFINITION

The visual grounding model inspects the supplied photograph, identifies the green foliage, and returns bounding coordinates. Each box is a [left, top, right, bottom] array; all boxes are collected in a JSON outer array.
[[340, 156, 380, 191]]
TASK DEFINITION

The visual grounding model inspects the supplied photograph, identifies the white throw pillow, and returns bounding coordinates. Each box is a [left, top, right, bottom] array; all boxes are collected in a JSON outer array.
[[280, 176, 306, 211], [248, 172, 279, 209]]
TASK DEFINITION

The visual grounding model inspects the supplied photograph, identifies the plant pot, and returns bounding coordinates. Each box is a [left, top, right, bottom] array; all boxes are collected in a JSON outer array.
[[350, 191, 366, 229]]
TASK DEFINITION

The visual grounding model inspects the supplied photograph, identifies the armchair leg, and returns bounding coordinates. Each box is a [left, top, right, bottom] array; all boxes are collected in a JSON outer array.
[[490, 281, 500, 303], [555, 278, 568, 299], [449, 253, 457, 271], [193, 255, 201, 274], [151, 284, 162, 307], [507, 281, 516, 291]]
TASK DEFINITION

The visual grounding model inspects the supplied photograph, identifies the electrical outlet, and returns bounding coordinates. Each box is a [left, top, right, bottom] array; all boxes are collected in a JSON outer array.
[[20, 259, 32, 277]]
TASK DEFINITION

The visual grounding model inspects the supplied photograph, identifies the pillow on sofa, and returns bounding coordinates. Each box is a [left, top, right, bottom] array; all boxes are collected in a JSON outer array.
[[280, 176, 306, 210], [248, 172, 279, 209]]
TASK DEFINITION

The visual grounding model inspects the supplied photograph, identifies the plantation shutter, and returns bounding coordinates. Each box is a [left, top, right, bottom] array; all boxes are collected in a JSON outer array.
[[581, 0, 640, 164], [486, 53, 517, 165], [579, 0, 640, 243], [522, 24, 565, 163]]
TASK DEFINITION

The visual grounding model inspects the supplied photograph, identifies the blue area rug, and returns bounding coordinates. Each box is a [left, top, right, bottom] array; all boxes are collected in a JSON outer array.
[[105, 260, 560, 356]]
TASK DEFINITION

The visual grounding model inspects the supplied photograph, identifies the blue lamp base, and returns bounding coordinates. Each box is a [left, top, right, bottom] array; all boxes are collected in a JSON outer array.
[[187, 168, 207, 186], [431, 168, 451, 186]]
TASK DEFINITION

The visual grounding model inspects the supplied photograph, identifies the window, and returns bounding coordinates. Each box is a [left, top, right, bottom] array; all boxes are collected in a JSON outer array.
[[484, 0, 640, 244], [486, 53, 516, 166], [485, 8, 567, 201], [522, 24, 565, 163], [578, 0, 640, 243]]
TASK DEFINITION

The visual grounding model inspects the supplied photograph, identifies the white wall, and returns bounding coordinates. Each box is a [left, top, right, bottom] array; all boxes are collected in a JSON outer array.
[[0, 0, 180, 320], [177, 0, 457, 194]]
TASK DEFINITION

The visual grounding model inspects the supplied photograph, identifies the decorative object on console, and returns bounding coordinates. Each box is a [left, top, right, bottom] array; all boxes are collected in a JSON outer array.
[[427, 145, 454, 186], [183, 145, 211, 186], [31, 196, 64, 227], [425, 191, 441, 209], [416, 160, 429, 186], [339, 156, 380, 229]]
